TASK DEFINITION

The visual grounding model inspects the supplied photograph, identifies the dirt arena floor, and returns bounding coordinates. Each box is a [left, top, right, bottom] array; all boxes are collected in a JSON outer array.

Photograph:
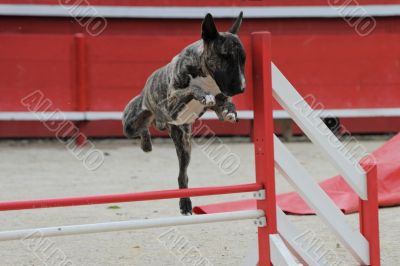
[[0, 135, 398, 265]]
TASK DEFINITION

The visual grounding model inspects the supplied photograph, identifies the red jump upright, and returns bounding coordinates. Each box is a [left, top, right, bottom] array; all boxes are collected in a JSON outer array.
[[360, 163, 381, 265], [251, 32, 277, 265]]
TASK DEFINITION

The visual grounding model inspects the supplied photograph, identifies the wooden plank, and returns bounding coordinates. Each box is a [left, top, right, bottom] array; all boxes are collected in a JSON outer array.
[[270, 234, 302, 266], [274, 135, 369, 264], [242, 209, 318, 266], [276, 207, 321, 266], [271, 63, 367, 199]]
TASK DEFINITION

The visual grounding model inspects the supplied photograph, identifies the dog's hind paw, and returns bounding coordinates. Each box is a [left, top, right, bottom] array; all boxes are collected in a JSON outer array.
[[179, 198, 192, 215], [200, 94, 216, 107], [140, 139, 152, 152]]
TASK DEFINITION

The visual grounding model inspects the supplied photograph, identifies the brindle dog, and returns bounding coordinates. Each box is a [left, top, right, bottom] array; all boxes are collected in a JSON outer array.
[[122, 12, 246, 215]]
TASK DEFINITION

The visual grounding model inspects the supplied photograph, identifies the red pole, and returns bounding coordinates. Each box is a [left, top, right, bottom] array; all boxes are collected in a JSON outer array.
[[359, 163, 380, 265], [74, 33, 88, 146], [0, 183, 261, 212], [251, 32, 277, 266]]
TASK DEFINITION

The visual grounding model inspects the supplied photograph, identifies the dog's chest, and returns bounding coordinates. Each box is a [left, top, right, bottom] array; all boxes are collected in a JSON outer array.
[[169, 76, 220, 125], [190, 75, 220, 95]]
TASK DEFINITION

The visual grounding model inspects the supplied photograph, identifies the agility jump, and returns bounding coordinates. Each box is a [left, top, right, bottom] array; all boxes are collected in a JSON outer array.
[[0, 32, 379, 265]]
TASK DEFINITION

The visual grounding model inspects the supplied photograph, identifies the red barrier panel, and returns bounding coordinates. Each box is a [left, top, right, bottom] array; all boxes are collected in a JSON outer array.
[[2, 13, 400, 136]]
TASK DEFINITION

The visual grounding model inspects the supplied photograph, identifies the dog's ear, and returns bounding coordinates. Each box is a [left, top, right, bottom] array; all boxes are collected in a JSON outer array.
[[229, 11, 243, 34], [202, 13, 219, 41]]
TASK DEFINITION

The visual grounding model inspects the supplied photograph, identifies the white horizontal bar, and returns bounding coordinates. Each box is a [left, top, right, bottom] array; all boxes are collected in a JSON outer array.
[[0, 112, 85, 121], [270, 234, 302, 266], [0, 210, 263, 242], [201, 108, 400, 119], [201, 110, 254, 120], [314, 108, 400, 118], [2, 107, 400, 121], [85, 112, 122, 120], [274, 135, 369, 264], [0, 5, 400, 18], [272, 63, 368, 199]]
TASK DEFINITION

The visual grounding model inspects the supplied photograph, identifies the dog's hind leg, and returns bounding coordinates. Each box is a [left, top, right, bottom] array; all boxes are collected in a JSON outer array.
[[168, 124, 192, 215], [122, 95, 154, 152]]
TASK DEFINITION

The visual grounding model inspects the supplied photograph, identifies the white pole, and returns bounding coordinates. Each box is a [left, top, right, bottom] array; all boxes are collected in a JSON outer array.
[[0, 210, 264, 242]]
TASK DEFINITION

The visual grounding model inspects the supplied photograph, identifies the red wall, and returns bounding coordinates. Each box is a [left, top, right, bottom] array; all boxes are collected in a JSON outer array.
[[1, 2, 400, 137]]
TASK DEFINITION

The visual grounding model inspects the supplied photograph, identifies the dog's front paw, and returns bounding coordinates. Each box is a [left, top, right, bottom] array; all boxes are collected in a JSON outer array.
[[179, 198, 192, 215], [222, 110, 238, 123], [200, 94, 216, 107]]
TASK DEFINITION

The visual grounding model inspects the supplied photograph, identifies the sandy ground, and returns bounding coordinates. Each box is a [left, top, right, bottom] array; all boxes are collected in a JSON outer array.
[[0, 136, 398, 266]]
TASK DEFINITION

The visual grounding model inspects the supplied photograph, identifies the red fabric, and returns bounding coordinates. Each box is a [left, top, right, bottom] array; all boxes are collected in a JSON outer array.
[[193, 133, 400, 215]]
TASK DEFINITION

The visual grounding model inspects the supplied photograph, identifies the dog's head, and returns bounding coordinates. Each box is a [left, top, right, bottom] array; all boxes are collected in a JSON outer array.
[[201, 12, 246, 97]]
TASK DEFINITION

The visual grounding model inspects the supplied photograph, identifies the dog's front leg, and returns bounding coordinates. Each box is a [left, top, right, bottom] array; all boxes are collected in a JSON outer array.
[[213, 94, 238, 123], [167, 86, 216, 122], [168, 86, 216, 108], [168, 124, 192, 215]]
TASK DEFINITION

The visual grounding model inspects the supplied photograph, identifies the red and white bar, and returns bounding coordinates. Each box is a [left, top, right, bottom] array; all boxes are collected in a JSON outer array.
[[2, 108, 400, 121], [0, 210, 264, 242], [0, 183, 262, 211]]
